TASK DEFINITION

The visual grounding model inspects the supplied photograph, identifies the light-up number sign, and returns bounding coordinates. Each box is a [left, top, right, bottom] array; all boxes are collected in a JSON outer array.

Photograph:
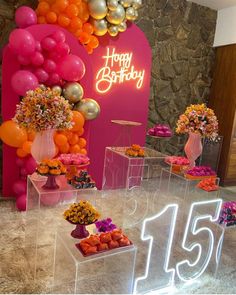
[[134, 199, 223, 294], [95, 47, 145, 94]]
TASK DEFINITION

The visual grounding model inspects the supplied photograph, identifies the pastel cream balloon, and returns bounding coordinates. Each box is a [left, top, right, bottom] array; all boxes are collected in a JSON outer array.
[[120, 0, 132, 8], [90, 18, 108, 36], [108, 25, 119, 36], [51, 85, 62, 95], [63, 82, 84, 104], [118, 21, 127, 32], [74, 98, 100, 120], [126, 6, 136, 20], [106, 4, 125, 25], [88, 0, 108, 20], [132, 0, 142, 9], [107, 0, 118, 11]]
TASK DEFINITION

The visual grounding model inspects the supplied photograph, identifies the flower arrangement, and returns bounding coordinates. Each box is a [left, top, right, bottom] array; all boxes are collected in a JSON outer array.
[[197, 178, 219, 192], [125, 144, 145, 157], [95, 218, 117, 233], [176, 104, 218, 139], [218, 202, 236, 227], [36, 159, 67, 175], [14, 87, 73, 132], [63, 201, 100, 225]]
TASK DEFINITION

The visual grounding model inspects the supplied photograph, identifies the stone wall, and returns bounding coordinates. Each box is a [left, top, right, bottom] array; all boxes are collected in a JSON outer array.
[[136, 0, 217, 154]]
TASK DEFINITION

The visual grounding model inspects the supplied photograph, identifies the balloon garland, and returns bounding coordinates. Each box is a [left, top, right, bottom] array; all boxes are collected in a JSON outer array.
[[33, 0, 142, 53]]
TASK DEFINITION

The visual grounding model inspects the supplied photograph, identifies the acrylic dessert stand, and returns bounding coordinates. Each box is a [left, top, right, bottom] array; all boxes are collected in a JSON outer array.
[[111, 120, 142, 151]]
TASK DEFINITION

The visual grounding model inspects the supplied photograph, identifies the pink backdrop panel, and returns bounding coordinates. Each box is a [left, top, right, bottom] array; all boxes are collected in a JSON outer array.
[[87, 23, 152, 189], [1, 24, 93, 197]]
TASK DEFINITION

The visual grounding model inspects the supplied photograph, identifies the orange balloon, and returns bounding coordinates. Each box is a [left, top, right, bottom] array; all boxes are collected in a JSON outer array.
[[66, 4, 78, 18], [77, 2, 89, 22], [16, 148, 28, 158], [58, 14, 71, 27], [27, 130, 36, 141], [88, 35, 99, 49], [54, 134, 68, 146], [84, 44, 93, 54], [74, 29, 82, 38], [69, 144, 81, 154], [61, 130, 73, 140], [69, 0, 81, 4], [83, 23, 94, 34], [71, 111, 85, 131], [38, 16, 47, 24], [54, 0, 69, 12], [79, 31, 90, 44], [77, 127, 84, 136], [78, 137, 86, 148], [80, 148, 87, 155], [22, 141, 32, 154], [37, 1, 50, 15], [59, 142, 70, 153], [68, 133, 79, 145], [0, 120, 27, 148], [70, 17, 82, 31], [46, 11, 57, 23]]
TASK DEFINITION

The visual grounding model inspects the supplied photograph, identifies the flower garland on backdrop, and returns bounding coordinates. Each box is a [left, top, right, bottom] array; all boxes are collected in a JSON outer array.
[[176, 103, 219, 140]]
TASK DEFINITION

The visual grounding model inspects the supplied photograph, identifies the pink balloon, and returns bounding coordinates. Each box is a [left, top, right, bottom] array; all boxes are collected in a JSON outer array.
[[16, 157, 26, 167], [17, 54, 30, 65], [48, 51, 62, 62], [56, 42, 70, 56], [43, 59, 56, 73], [13, 179, 27, 195], [34, 68, 49, 83], [35, 40, 42, 52], [31, 51, 44, 66], [16, 194, 26, 211], [9, 29, 35, 56], [25, 157, 37, 174], [15, 6, 37, 28], [11, 70, 38, 96], [41, 37, 56, 51], [47, 73, 60, 85], [58, 54, 85, 81], [51, 30, 66, 43], [40, 193, 61, 206], [20, 168, 28, 177]]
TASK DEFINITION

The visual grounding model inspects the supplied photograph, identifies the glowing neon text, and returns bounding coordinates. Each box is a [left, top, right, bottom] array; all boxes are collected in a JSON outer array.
[[95, 47, 145, 94]]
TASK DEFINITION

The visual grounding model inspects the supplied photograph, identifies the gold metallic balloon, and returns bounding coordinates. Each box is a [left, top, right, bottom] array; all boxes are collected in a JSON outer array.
[[120, 0, 132, 8], [62, 82, 84, 104], [108, 25, 119, 36], [132, 0, 142, 9], [107, 0, 118, 11], [74, 98, 100, 120], [118, 21, 127, 32], [39, 84, 46, 90], [106, 4, 125, 25], [90, 18, 108, 36], [88, 0, 108, 20], [125, 6, 136, 20], [51, 85, 62, 95]]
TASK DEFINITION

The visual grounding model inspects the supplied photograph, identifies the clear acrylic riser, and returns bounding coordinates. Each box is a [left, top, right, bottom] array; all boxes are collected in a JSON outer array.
[[53, 230, 137, 294], [25, 175, 97, 281], [102, 147, 169, 190]]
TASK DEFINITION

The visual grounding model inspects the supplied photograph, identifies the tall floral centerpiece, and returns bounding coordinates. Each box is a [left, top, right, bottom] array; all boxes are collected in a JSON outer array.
[[14, 87, 73, 164], [176, 104, 218, 168]]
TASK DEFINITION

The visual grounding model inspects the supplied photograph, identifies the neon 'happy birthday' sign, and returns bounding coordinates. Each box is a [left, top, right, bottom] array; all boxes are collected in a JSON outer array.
[[95, 47, 145, 94]]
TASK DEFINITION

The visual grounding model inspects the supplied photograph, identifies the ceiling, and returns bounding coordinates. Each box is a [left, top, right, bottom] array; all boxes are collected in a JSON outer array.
[[188, 0, 236, 10]]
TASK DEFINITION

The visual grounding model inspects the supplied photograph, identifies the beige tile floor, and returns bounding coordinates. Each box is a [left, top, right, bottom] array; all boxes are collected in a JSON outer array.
[[0, 179, 235, 294]]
